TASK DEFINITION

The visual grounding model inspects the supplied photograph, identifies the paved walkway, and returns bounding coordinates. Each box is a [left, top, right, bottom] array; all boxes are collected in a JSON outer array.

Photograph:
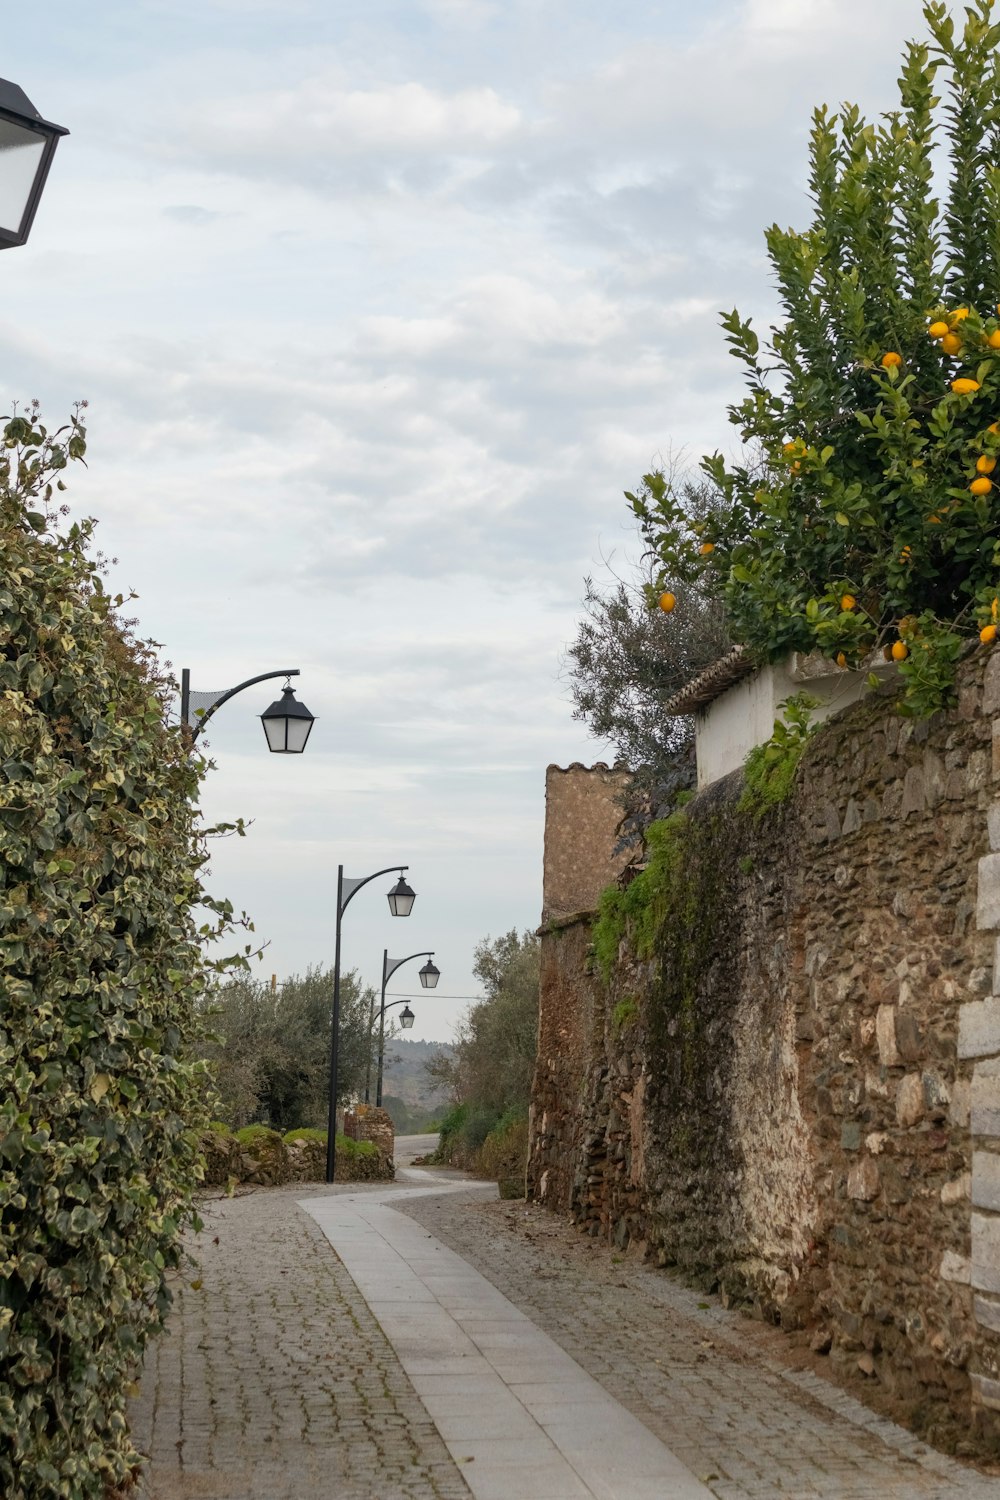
[[131, 1147, 1000, 1500]]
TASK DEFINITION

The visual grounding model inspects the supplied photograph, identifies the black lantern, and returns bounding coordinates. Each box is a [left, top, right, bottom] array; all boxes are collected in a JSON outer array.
[[386, 875, 415, 917], [418, 959, 440, 989], [260, 683, 316, 754], [399, 1005, 415, 1030], [0, 79, 68, 250]]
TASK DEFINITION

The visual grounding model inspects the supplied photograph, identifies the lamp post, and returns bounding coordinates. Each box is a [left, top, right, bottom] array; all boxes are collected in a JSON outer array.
[[0, 79, 68, 250], [180, 667, 315, 750], [368, 952, 440, 1108], [326, 865, 416, 1182]]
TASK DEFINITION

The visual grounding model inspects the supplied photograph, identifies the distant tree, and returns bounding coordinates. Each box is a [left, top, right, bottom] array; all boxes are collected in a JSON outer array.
[[200, 965, 376, 1131], [566, 484, 731, 816], [429, 930, 540, 1140]]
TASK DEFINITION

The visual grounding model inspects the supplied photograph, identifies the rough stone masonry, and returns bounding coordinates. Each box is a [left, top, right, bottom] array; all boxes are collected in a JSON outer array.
[[528, 648, 1000, 1454]]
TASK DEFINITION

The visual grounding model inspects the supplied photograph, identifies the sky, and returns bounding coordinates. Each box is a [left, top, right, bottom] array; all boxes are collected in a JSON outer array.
[[7, 0, 931, 1042]]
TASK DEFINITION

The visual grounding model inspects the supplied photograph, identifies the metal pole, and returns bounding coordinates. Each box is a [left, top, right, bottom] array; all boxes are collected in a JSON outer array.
[[180, 667, 191, 727], [376, 949, 390, 1109], [363, 984, 376, 1105], [325, 865, 345, 1183]]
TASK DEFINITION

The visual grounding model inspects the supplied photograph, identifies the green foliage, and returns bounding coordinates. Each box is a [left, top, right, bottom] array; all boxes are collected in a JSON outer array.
[[612, 997, 638, 1030], [282, 1127, 326, 1145], [0, 405, 249, 1498], [592, 812, 689, 981], [432, 930, 539, 1143], [566, 507, 731, 812], [630, 2, 1000, 716], [477, 1108, 528, 1188], [198, 964, 376, 1131], [738, 694, 819, 819]]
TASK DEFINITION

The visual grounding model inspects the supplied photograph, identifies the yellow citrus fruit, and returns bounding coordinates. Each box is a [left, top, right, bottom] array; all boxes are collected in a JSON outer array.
[[699, 542, 715, 556], [941, 332, 963, 355], [658, 591, 676, 614], [952, 378, 981, 394], [891, 640, 909, 661], [899, 548, 912, 562], [782, 440, 797, 454], [952, 307, 971, 322], [991, 423, 1000, 436], [971, 476, 993, 495], [840, 593, 856, 611], [982, 624, 998, 645], [978, 455, 997, 474], [989, 331, 1000, 349], [835, 652, 848, 668], [881, 351, 902, 369], [928, 320, 949, 339], [928, 513, 943, 524]]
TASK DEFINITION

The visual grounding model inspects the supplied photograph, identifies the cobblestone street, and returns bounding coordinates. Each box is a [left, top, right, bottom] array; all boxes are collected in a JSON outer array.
[[130, 1180, 472, 1500], [131, 1155, 1000, 1499]]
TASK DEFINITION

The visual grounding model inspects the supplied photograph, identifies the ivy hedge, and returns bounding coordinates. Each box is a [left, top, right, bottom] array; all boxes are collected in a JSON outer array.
[[0, 406, 248, 1498]]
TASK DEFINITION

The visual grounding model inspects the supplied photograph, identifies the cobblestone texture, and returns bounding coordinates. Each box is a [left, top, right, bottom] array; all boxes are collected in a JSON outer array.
[[129, 1183, 472, 1500], [398, 1187, 1000, 1500]]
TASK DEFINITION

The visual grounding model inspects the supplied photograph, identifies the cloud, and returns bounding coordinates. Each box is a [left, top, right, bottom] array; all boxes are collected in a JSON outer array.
[[194, 79, 521, 163]]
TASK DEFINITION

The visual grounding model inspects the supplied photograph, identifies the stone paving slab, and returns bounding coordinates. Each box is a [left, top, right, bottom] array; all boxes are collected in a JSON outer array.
[[304, 1184, 714, 1500], [129, 1182, 472, 1500], [397, 1183, 1000, 1500]]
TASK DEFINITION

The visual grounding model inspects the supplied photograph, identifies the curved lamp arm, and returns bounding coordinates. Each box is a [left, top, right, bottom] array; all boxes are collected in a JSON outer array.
[[341, 865, 408, 916], [382, 950, 434, 986], [182, 667, 300, 742]]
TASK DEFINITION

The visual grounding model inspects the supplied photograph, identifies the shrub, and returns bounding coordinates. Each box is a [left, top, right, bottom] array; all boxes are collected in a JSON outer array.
[[0, 405, 249, 1497]]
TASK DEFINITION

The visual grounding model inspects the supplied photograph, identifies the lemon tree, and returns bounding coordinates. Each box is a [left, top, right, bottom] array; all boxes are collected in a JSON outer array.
[[631, 1, 1000, 715]]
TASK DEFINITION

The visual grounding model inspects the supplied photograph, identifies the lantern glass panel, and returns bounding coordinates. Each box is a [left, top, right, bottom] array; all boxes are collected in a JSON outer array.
[[0, 119, 44, 235], [387, 878, 415, 917], [419, 962, 440, 989], [284, 714, 313, 754], [399, 1006, 415, 1029]]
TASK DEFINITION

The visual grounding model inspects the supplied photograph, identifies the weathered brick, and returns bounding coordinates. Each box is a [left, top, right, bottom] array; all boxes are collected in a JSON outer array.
[[972, 1059, 1000, 1135], [974, 1152, 1000, 1212], [973, 1212, 1000, 1294], [979, 853, 1000, 931]]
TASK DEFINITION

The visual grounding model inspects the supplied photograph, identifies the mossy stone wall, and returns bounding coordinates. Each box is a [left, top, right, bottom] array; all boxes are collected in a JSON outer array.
[[528, 650, 1000, 1452]]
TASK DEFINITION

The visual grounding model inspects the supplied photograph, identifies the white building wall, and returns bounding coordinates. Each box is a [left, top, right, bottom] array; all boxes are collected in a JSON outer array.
[[694, 653, 893, 790]]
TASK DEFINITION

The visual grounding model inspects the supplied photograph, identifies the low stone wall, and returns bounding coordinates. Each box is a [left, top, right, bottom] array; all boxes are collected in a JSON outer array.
[[201, 1127, 394, 1188], [344, 1105, 395, 1160], [528, 650, 1000, 1451]]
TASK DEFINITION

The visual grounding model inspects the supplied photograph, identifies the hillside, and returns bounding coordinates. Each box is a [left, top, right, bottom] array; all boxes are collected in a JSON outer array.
[[379, 1038, 452, 1122]]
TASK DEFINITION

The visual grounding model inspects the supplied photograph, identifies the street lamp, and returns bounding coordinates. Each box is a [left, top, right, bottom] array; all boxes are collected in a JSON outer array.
[[0, 79, 68, 250], [326, 864, 414, 1182], [180, 667, 315, 750], [368, 950, 440, 1109]]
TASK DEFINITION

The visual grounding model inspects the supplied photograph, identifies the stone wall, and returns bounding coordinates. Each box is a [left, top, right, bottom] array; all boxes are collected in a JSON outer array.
[[531, 764, 632, 1212], [528, 650, 1000, 1451], [344, 1105, 396, 1161]]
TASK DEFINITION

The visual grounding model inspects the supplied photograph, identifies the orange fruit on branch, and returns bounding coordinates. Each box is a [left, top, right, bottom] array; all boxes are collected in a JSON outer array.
[[978, 455, 997, 474], [891, 640, 909, 661], [971, 476, 993, 495], [981, 624, 998, 644], [952, 378, 981, 394], [881, 351, 902, 369], [928, 321, 949, 339], [658, 591, 676, 614], [941, 333, 963, 355], [840, 593, 856, 611], [699, 542, 715, 556], [989, 331, 1000, 350], [835, 652, 848, 668]]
